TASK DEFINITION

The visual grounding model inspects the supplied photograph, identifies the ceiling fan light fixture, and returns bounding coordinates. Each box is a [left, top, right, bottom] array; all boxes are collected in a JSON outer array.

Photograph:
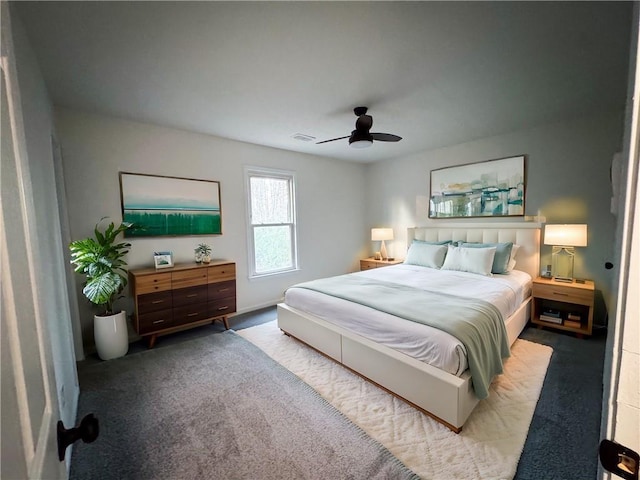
[[349, 131, 373, 148], [349, 139, 373, 149]]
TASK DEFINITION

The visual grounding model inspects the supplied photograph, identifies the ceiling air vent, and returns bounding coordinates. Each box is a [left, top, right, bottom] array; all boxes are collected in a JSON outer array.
[[291, 133, 316, 142]]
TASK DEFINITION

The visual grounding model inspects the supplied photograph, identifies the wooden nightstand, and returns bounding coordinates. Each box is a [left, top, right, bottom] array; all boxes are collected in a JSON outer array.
[[360, 258, 403, 271], [531, 276, 595, 337]]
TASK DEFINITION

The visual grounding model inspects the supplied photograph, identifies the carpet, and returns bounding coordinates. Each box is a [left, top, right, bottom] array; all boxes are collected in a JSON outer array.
[[238, 321, 553, 480], [70, 331, 418, 479]]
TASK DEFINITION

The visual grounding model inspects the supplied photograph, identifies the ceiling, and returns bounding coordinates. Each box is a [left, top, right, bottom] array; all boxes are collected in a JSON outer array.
[[14, 1, 632, 163]]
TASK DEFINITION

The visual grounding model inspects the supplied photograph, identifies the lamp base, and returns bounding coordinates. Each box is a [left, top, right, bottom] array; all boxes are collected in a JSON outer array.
[[380, 241, 388, 261], [551, 246, 575, 281]]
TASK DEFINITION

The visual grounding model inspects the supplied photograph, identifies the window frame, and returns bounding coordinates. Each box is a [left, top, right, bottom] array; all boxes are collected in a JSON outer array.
[[244, 166, 298, 279]]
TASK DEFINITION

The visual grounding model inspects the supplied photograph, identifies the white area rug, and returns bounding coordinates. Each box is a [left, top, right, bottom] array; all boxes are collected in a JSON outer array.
[[238, 321, 552, 480]]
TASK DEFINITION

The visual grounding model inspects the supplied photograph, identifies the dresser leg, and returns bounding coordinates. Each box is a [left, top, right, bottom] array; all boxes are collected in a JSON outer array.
[[147, 334, 157, 349], [222, 316, 229, 330]]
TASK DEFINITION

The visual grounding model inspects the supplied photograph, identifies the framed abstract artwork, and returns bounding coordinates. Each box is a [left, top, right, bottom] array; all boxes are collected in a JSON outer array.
[[119, 172, 222, 237], [429, 155, 525, 218]]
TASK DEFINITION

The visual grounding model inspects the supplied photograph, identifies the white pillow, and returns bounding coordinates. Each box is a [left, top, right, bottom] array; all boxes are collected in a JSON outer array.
[[404, 242, 448, 269], [441, 245, 497, 276], [506, 244, 521, 272]]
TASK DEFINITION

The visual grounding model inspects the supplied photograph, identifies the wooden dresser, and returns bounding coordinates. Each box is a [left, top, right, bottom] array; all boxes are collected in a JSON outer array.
[[129, 260, 236, 347]]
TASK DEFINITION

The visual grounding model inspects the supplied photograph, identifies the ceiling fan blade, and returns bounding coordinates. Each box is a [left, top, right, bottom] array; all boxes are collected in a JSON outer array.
[[371, 133, 402, 142], [316, 135, 350, 144]]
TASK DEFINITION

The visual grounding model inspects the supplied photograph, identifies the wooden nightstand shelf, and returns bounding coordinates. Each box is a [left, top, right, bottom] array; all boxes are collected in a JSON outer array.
[[360, 258, 403, 271], [531, 276, 595, 337]]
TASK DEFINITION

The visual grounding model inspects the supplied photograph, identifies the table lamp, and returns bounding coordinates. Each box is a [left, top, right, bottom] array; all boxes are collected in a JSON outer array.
[[371, 228, 394, 260], [543, 224, 588, 282]]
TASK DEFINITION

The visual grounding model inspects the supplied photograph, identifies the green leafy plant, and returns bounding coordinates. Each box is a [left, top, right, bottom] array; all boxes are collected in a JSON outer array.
[[195, 243, 212, 257], [69, 218, 133, 316]]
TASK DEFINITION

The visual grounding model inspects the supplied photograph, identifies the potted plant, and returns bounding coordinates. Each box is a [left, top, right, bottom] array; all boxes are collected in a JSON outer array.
[[69, 217, 133, 360], [195, 243, 212, 264]]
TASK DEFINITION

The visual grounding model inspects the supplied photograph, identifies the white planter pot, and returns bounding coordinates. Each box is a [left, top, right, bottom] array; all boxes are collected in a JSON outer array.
[[94, 311, 129, 360]]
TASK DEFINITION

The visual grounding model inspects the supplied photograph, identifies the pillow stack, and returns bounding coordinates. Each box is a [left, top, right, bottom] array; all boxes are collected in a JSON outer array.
[[404, 239, 518, 276]]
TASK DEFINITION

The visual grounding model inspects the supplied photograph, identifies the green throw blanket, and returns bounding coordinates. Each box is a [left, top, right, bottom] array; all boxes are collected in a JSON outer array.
[[293, 275, 510, 399]]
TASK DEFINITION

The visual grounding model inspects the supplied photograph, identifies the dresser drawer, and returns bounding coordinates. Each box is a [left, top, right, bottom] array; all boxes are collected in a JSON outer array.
[[532, 283, 594, 306], [208, 280, 236, 301], [138, 310, 174, 334], [173, 285, 208, 307], [208, 297, 236, 318], [136, 272, 172, 295], [208, 263, 236, 283], [137, 290, 173, 315], [173, 303, 209, 326], [172, 269, 208, 289]]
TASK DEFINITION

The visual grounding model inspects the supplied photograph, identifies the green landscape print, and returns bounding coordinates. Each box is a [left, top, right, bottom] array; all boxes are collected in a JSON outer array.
[[121, 173, 221, 237]]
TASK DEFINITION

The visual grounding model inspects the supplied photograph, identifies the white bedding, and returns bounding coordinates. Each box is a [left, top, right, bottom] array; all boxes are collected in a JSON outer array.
[[284, 264, 532, 376]]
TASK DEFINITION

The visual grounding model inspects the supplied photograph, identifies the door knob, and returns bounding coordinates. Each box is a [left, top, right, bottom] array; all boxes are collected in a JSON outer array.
[[57, 413, 99, 461]]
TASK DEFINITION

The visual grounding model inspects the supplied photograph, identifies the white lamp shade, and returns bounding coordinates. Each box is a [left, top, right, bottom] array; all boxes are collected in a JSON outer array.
[[543, 224, 588, 247], [371, 228, 394, 241]]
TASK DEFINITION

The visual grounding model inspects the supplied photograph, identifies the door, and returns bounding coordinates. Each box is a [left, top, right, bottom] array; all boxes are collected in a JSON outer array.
[[600, 6, 640, 479], [0, 6, 65, 478]]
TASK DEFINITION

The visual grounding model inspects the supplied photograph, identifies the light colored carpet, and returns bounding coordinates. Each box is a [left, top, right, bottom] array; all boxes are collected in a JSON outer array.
[[238, 321, 553, 480]]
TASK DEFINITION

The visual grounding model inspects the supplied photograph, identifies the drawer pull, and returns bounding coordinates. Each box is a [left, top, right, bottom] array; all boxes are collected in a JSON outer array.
[[152, 320, 166, 324], [187, 294, 198, 298], [218, 288, 230, 293], [187, 312, 200, 317], [151, 300, 165, 304], [553, 292, 569, 297], [217, 306, 229, 311]]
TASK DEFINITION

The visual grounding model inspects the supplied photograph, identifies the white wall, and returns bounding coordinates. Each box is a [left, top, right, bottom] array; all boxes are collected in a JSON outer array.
[[366, 113, 625, 321], [55, 110, 368, 350]]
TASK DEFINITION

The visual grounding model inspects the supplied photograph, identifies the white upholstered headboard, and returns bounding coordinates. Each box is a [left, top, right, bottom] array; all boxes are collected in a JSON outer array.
[[407, 223, 541, 279]]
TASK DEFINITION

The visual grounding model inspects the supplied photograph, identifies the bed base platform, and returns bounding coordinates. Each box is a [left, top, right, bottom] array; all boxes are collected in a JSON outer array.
[[277, 299, 530, 433]]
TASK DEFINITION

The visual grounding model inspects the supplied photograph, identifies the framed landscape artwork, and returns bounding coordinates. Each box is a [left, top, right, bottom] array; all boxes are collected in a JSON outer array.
[[429, 155, 525, 218], [119, 172, 222, 237]]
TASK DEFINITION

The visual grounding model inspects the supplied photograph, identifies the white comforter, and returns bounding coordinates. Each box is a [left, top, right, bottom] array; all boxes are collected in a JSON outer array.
[[284, 264, 531, 376]]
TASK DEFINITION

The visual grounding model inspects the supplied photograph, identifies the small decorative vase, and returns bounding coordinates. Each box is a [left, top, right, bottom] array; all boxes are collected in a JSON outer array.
[[202, 255, 211, 264]]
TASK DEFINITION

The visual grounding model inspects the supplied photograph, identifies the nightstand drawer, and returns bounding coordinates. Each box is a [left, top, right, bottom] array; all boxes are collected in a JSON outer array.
[[360, 260, 379, 270], [532, 283, 594, 306]]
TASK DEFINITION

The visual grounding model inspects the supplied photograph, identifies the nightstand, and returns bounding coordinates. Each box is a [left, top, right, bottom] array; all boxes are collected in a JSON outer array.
[[531, 276, 595, 337], [360, 258, 403, 271]]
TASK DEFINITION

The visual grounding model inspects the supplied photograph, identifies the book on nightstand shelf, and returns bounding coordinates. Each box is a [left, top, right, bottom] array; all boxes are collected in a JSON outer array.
[[539, 314, 563, 324], [539, 307, 562, 324], [564, 313, 582, 328]]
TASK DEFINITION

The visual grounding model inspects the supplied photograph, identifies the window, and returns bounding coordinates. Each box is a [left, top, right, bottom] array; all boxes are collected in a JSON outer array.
[[245, 167, 297, 277]]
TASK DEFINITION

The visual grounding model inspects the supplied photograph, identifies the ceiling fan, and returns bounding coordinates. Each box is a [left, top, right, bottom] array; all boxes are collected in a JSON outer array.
[[317, 107, 402, 149]]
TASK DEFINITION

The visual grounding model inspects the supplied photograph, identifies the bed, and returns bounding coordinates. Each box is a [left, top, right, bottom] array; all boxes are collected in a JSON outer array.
[[277, 223, 541, 432]]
